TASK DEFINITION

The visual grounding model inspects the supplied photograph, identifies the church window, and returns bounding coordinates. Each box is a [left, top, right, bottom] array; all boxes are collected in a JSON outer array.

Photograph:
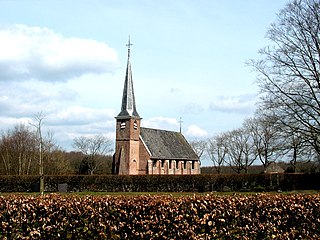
[[153, 160, 157, 168], [120, 122, 126, 129], [132, 160, 137, 173], [184, 161, 187, 169], [161, 160, 164, 168], [192, 161, 195, 169], [176, 161, 179, 169], [133, 121, 138, 129], [169, 160, 172, 169]]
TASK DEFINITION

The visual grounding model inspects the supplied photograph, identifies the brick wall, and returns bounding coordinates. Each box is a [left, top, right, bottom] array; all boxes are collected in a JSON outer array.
[[147, 160, 200, 175]]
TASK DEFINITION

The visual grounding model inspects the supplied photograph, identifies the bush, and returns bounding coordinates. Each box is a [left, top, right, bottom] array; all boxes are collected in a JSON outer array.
[[1, 193, 320, 239], [0, 173, 320, 193]]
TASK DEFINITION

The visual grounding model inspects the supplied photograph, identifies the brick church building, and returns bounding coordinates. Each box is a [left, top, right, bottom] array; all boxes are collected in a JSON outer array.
[[112, 40, 200, 175]]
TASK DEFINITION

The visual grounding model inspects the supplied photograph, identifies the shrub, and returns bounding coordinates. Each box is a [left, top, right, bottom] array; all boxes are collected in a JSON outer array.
[[1, 193, 320, 239], [0, 173, 320, 193]]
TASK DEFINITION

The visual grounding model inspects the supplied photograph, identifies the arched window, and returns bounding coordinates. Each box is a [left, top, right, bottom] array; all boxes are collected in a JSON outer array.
[[133, 121, 138, 129], [120, 121, 126, 129], [131, 160, 137, 174]]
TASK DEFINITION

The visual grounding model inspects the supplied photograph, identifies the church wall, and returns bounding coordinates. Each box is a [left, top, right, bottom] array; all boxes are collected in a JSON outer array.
[[128, 140, 140, 175], [116, 119, 140, 141], [138, 140, 150, 174], [115, 144, 129, 175], [114, 118, 141, 175], [147, 159, 200, 175], [114, 139, 140, 175]]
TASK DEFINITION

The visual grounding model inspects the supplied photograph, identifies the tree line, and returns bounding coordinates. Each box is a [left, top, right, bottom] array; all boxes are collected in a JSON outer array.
[[191, 114, 319, 174], [191, 0, 320, 174], [0, 123, 113, 175]]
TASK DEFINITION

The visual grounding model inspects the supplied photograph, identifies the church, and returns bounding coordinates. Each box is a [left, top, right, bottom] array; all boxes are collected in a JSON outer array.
[[112, 40, 200, 175]]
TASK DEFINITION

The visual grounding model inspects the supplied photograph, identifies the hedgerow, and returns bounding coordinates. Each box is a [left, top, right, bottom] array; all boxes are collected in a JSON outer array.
[[1, 193, 320, 239], [1, 173, 320, 193]]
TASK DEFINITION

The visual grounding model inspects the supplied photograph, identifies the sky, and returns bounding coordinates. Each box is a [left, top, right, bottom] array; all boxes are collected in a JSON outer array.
[[0, 0, 288, 165]]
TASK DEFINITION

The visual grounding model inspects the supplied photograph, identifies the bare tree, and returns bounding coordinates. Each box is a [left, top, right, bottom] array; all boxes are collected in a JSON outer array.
[[244, 116, 282, 170], [282, 131, 318, 172], [189, 139, 207, 162], [30, 112, 46, 194], [0, 124, 37, 175], [249, 0, 320, 154], [207, 134, 227, 174], [0, 120, 76, 176], [42, 131, 73, 175], [224, 128, 257, 174], [72, 135, 113, 175]]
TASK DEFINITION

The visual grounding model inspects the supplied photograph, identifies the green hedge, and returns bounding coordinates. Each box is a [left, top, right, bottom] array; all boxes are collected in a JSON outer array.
[[0, 173, 319, 193]]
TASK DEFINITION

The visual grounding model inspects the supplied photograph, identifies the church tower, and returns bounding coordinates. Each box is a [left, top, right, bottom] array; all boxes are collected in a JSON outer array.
[[113, 38, 141, 175]]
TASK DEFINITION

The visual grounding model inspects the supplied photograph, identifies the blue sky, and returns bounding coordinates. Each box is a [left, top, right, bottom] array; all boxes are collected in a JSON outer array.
[[0, 0, 288, 164]]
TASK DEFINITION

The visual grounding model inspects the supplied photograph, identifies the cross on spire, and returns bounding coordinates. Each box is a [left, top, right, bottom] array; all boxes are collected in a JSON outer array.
[[126, 36, 133, 58], [179, 117, 183, 133]]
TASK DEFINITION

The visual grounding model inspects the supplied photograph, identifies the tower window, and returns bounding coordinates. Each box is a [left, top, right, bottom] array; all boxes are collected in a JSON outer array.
[[133, 121, 138, 129], [120, 122, 126, 129]]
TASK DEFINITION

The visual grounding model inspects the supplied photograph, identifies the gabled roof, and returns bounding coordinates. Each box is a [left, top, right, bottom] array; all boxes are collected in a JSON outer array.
[[140, 127, 199, 161], [264, 162, 284, 173], [116, 38, 140, 119]]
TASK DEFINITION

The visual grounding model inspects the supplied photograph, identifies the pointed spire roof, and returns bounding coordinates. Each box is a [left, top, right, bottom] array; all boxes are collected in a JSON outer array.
[[116, 37, 140, 119]]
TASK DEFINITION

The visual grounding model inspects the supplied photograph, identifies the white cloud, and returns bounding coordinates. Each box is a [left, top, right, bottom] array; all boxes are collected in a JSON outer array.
[[182, 102, 204, 115], [186, 125, 208, 137], [0, 25, 120, 150], [170, 87, 180, 93], [0, 116, 33, 130], [35, 106, 116, 151], [0, 79, 79, 117], [141, 116, 179, 131], [209, 94, 257, 114], [47, 106, 116, 126], [0, 24, 119, 82]]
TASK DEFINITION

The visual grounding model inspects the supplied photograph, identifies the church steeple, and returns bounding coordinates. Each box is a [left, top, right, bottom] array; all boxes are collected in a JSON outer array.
[[116, 37, 140, 119], [113, 37, 141, 175]]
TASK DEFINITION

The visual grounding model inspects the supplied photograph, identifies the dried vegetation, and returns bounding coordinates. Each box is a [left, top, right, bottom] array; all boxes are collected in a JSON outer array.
[[1, 193, 320, 239]]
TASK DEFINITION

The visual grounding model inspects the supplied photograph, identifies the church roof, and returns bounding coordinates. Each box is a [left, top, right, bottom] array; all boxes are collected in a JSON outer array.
[[264, 162, 284, 173], [140, 127, 199, 161], [116, 38, 140, 119]]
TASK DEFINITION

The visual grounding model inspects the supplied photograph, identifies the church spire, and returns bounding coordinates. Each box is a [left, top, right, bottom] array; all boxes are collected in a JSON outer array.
[[116, 37, 140, 119]]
